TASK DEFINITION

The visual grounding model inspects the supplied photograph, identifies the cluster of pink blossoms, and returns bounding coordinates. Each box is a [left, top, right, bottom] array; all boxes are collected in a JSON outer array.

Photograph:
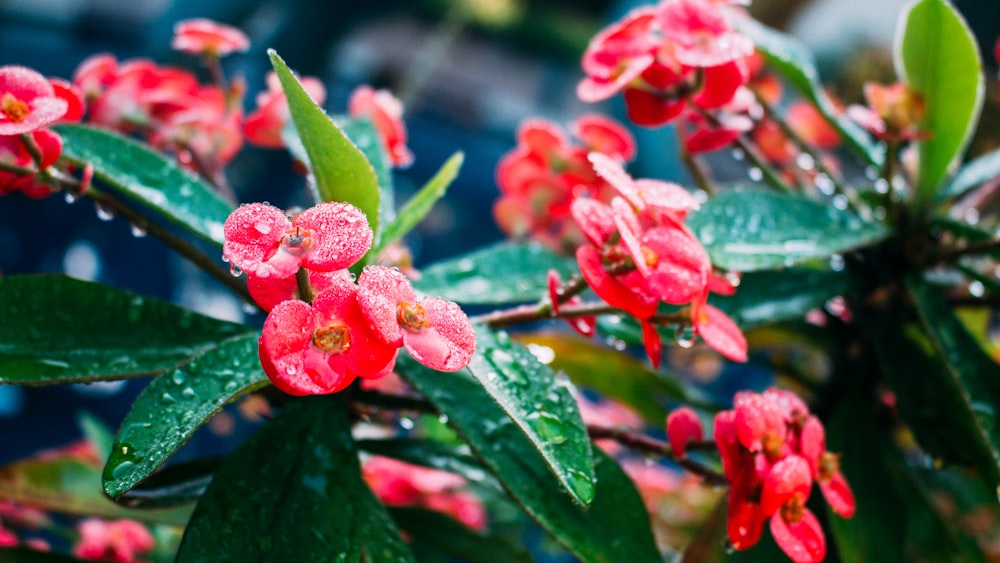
[[494, 114, 636, 251], [362, 456, 487, 530], [668, 389, 855, 562], [578, 0, 755, 152], [73, 518, 155, 563], [0, 65, 83, 198], [570, 153, 747, 364], [223, 201, 476, 395]]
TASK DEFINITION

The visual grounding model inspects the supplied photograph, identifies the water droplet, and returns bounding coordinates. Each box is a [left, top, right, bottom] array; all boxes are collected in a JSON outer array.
[[865, 165, 879, 180], [724, 271, 741, 287], [161, 392, 176, 405], [129, 223, 147, 238], [111, 460, 136, 480], [64, 192, 77, 204], [832, 194, 848, 210], [815, 173, 835, 196], [399, 417, 415, 430], [747, 167, 763, 182], [181, 387, 197, 399], [873, 178, 889, 194], [606, 337, 627, 351], [969, 280, 985, 297], [253, 220, 272, 234], [223, 381, 238, 394], [438, 414, 449, 424], [963, 208, 980, 225], [829, 254, 845, 272], [230, 264, 243, 277], [730, 148, 745, 161], [795, 153, 815, 171], [172, 372, 186, 386], [241, 301, 258, 314], [527, 411, 567, 445], [95, 202, 115, 221]]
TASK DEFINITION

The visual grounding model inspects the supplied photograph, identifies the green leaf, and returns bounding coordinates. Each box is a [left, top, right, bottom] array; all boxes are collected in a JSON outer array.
[[0, 275, 250, 385], [686, 189, 888, 271], [896, 0, 984, 199], [0, 548, 90, 562], [340, 117, 395, 253], [378, 152, 464, 254], [515, 331, 715, 422], [269, 51, 381, 239], [937, 147, 1000, 203], [737, 18, 884, 167], [103, 334, 268, 499], [874, 277, 1000, 489], [390, 507, 533, 563], [178, 396, 413, 561], [466, 328, 595, 506], [119, 457, 222, 509], [413, 242, 578, 304], [78, 411, 115, 462], [356, 438, 499, 490], [397, 354, 662, 563], [825, 387, 907, 562], [710, 268, 855, 329], [53, 123, 233, 246], [0, 452, 192, 526]]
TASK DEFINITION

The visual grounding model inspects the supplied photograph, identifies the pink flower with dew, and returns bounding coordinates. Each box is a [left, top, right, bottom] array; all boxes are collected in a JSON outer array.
[[49, 78, 84, 122], [0, 128, 63, 199], [577, 6, 660, 103], [799, 416, 856, 518], [72, 53, 118, 102], [666, 406, 704, 458], [247, 269, 352, 312], [691, 295, 747, 362], [171, 18, 250, 57], [223, 201, 372, 279], [348, 85, 414, 168], [0, 66, 69, 135], [657, 0, 754, 68], [73, 518, 154, 563], [571, 114, 637, 161], [244, 72, 326, 148], [259, 278, 399, 396], [363, 456, 487, 530], [770, 498, 826, 563], [357, 265, 476, 372]]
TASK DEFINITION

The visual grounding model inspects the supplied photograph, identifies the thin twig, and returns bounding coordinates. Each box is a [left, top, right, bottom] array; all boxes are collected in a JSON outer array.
[[587, 424, 728, 486]]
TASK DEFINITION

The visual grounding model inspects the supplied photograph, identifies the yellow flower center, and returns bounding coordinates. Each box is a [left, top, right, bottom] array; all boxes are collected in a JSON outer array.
[[1, 93, 30, 123], [313, 324, 350, 354], [397, 301, 430, 334]]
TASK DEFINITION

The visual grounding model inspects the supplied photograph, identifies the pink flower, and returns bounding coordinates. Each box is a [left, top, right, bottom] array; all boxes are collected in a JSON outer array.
[[0, 128, 63, 199], [348, 85, 414, 168], [73, 518, 154, 563], [657, 0, 753, 68], [0, 66, 69, 135], [357, 265, 476, 372], [259, 278, 399, 396], [223, 201, 372, 279], [171, 18, 250, 57], [244, 71, 326, 148]]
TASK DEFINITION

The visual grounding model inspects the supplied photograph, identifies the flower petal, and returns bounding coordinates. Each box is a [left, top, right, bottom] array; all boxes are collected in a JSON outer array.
[[404, 297, 476, 372], [223, 203, 293, 278], [296, 201, 373, 272], [770, 508, 826, 563]]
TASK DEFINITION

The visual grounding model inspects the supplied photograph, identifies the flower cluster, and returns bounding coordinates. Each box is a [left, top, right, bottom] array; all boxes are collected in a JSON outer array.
[[667, 388, 855, 562], [570, 153, 747, 363], [223, 201, 476, 395], [0, 65, 81, 198], [578, 0, 755, 152], [73, 518, 155, 563], [362, 455, 487, 530], [494, 114, 635, 252], [846, 82, 927, 141]]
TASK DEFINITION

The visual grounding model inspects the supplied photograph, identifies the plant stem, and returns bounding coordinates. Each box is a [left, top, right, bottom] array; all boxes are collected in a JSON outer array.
[[474, 301, 619, 329], [677, 127, 716, 195], [586, 424, 728, 486]]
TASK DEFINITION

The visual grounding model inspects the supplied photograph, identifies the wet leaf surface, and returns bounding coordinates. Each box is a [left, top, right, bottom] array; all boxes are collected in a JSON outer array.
[[710, 268, 855, 329], [390, 507, 532, 563]]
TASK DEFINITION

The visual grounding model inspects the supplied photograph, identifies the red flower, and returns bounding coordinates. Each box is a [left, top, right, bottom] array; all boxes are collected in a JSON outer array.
[[577, 6, 659, 103], [259, 278, 398, 396], [666, 406, 704, 458], [357, 265, 476, 372], [691, 294, 748, 362], [770, 499, 826, 563], [0, 128, 63, 199], [658, 0, 753, 68], [348, 85, 413, 168], [171, 18, 250, 57], [244, 71, 326, 148], [0, 66, 69, 135], [222, 201, 372, 279]]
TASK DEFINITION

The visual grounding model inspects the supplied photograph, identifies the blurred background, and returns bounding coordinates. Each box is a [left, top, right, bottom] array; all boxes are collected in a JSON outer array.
[[1, 0, 998, 488]]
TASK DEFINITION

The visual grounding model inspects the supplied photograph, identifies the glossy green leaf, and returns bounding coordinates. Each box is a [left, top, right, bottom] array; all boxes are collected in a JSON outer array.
[[178, 396, 413, 561], [53, 124, 233, 246], [711, 268, 855, 329], [390, 507, 533, 563], [874, 277, 1000, 489], [896, 0, 984, 200], [269, 50, 381, 237], [937, 147, 1000, 203], [0, 453, 192, 527], [686, 189, 888, 271], [826, 387, 907, 562], [103, 334, 268, 499], [466, 328, 595, 506], [356, 438, 499, 490], [413, 241, 578, 304], [340, 117, 395, 245], [737, 18, 883, 167], [397, 354, 662, 563], [378, 152, 464, 254], [0, 275, 250, 385], [78, 411, 115, 462], [119, 457, 222, 509], [515, 331, 716, 422]]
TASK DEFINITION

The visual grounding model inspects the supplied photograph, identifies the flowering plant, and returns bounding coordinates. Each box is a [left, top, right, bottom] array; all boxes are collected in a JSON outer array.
[[1, 0, 999, 561]]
